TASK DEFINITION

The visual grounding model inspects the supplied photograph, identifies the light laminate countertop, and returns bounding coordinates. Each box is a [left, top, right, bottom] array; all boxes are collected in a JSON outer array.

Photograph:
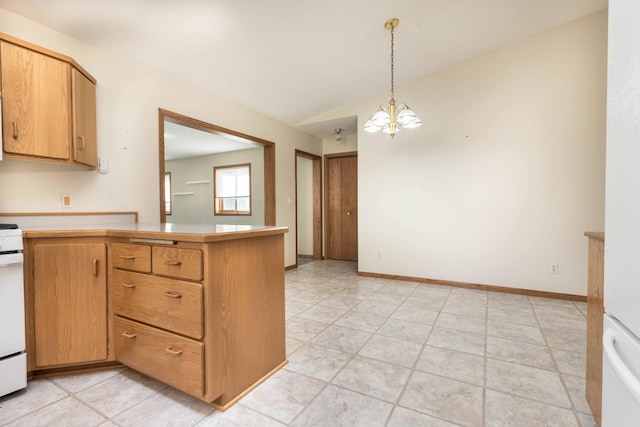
[[21, 223, 288, 242]]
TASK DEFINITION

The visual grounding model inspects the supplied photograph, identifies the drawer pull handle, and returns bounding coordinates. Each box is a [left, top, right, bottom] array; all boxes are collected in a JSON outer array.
[[122, 331, 137, 339], [12, 121, 18, 139], [165, 291, 182, 299], [120, 283, 136, 289], [166, 347, 183, 356], [120, 255, 136, 260], [78, 135, 86, 150], [93, 258, 99, 276], [164, 260, 182, 266]]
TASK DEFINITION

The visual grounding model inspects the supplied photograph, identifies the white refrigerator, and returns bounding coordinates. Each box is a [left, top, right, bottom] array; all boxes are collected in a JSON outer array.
[[603, 1, 640, 426]]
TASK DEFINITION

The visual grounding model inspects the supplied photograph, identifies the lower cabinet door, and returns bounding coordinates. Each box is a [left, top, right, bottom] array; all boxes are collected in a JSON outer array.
[[33, 242, 107, 367], [114, 316, 204, 398]]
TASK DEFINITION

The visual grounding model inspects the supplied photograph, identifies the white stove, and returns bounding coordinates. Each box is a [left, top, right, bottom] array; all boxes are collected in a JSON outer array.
[[0, 224, 27, 397]]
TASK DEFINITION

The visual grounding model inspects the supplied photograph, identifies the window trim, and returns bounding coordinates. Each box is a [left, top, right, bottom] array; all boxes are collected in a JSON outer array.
[[213, 163, 252, 216]]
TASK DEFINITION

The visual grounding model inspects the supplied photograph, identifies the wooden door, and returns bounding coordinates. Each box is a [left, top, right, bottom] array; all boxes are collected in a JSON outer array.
[[72, 68, 97, 167], [1, 42, 71, 160], [326, 154, 358, 261], [33, 242, 107, 367]]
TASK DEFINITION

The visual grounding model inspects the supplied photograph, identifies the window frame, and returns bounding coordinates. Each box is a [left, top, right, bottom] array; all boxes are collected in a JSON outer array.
[[213, 163, 252, 216]]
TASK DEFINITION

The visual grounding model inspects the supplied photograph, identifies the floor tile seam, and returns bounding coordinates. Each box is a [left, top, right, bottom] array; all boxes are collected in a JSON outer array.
[[430, 323, 488, 339], [0, 385, 73, 427], [533, 311, 589, 322], [286, 296, 331, 305], [229, 403, 297, 427], [541, 343, 587, 354], [50, 368, 130, 396], [570, 300, 588, 318], [93, 381, 170, 422], [537, 326, 587, 335], [486, 303, 536, 313], [58, 392, 119, 424], [313, 381, 395, 411], [323, 298, 404, 355], [328, 366, 406, 405], [486, 352, 579, 376], [554, 351, 590, 424], [484, 353, 567, 374], [443, 298, 489, 309], [439, 308, 487, 321], [390, 402, 468, 427], [286, 321, 334, 342], [237, 383, 326, 426], [285, 357, 358, 427], [485, 332, 550, 347], [484, 385, 574, 411], [411, 364, 485, 389], [486, 317, 543, 330], [12, 395, 109, 427], [390, 308, 442, 409], [486, 316, 539, 328]]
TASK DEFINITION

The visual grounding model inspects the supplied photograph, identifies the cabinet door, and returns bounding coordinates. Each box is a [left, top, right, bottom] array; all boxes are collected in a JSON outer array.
[[1, 42, 71, 160], [72, 68, 97, 167], [33, 243, 107, 367]]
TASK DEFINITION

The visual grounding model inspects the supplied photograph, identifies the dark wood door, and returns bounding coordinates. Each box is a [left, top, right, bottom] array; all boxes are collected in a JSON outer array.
[[327, 155, 357, 261]]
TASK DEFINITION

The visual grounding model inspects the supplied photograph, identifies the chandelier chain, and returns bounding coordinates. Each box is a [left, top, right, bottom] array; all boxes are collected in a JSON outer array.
[[390, 24, 395, 100]]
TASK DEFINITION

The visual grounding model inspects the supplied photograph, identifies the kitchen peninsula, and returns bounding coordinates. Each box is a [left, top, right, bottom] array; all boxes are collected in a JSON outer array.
[[21, 222, 287, 410]]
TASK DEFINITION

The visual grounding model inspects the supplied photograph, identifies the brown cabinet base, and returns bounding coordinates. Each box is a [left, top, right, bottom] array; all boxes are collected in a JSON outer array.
[[111, 233, 286, 408], [115, 316, 205, 399], [585, 232, 604, 426]]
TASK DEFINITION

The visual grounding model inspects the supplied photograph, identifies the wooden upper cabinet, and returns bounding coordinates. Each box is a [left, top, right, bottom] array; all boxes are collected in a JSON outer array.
[[0, 34, 97, 169], [72, 68, 97, 167], [1, 41, 71, 160]]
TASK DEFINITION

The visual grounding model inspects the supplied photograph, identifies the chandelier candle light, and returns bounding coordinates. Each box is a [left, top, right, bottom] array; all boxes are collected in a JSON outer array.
[[364, 18, 421, 138]]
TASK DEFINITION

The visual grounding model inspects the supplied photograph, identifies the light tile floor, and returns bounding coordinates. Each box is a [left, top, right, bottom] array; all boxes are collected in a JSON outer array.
[[0, 260, 596, 427]]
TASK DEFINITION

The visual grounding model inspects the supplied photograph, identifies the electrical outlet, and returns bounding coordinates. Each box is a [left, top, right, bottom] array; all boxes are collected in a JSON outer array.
[[61, 194, 72, 209], [377, 252, 383, 260], [551, 264, 559, 275]]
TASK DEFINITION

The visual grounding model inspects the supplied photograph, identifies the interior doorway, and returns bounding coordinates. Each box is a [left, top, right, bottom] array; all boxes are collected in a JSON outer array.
[[295, 150, 322, 266], [325, 151, 358, 261], [158, 109, 276, 225]]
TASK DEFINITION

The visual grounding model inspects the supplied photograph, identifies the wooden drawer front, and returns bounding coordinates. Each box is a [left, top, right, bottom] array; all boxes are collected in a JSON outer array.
[[115, 317, 204, 398], [152, 247, 203, 281], [112, 243, 151, 273], [113, 270, 203, 339]]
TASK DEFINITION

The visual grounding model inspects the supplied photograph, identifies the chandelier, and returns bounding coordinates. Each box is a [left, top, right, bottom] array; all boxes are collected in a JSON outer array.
[[364, 18, 421, 138]]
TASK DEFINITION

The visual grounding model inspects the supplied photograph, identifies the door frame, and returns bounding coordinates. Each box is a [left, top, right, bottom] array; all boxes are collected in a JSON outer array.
[[295, 150, 323, 263], [324, 151, 358, 261]]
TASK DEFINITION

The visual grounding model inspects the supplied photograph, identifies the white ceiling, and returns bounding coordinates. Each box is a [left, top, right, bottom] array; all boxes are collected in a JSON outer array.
[[164, 121, 259, 161], [0, 0, 607, 138]]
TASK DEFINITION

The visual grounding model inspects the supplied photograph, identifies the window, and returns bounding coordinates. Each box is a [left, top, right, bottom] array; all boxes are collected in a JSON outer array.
[[214, 164, 251, 215], [164, 172, 172, 216]]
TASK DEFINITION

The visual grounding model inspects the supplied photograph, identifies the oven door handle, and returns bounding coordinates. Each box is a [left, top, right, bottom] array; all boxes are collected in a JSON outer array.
[[0, 253, 23, 267], [0, 262, 23, 267]]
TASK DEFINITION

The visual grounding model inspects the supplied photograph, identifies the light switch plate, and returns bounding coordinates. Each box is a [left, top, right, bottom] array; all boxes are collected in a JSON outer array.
[[98, 157, 108, 174]]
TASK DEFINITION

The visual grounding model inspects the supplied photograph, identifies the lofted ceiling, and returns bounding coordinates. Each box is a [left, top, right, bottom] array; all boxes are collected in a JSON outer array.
[[164, 121, 259, 161], [0, 0, 607, 138]]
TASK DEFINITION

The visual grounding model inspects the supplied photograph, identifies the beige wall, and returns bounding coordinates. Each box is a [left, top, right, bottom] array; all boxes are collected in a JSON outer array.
[[323, 132, 358, 154], [311, 11, 607, 295], [0, 8, 323, 267], [166, 148, 264, 225]]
